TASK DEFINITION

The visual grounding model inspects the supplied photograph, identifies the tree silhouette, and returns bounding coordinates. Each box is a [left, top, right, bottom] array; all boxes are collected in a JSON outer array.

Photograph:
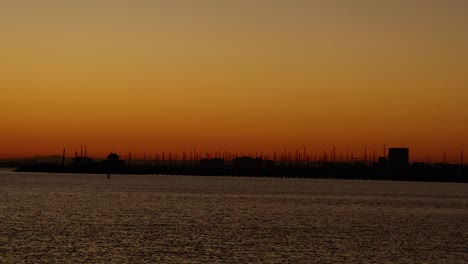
[[107, 153, 120, 160]]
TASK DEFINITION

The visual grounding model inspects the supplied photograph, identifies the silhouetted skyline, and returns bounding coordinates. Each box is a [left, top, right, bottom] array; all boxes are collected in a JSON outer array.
[[2, 144, 466, 165], [13, 146, 467, 183]]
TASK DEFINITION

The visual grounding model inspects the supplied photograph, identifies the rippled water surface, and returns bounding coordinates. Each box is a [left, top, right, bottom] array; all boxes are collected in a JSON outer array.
[[0, 170, 467, 263]]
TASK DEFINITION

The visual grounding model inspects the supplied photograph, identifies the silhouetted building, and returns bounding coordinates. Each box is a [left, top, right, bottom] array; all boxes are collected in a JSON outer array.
[[233, 157, 263, 169], [200, 158, 224, 169], [375, 157, 388, 168], [388, 148, 409, 168]]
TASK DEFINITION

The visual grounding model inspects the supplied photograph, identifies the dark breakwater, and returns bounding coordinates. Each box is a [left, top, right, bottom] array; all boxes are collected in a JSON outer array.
[[14, 161, 468, 183]]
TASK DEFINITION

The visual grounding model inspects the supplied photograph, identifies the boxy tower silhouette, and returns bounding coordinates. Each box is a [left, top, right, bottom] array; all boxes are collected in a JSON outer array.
[[388, 148, 409, 168]]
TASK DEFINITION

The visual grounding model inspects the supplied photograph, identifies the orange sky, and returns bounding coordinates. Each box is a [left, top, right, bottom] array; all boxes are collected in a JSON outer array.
[[1, 1, 467, 162]]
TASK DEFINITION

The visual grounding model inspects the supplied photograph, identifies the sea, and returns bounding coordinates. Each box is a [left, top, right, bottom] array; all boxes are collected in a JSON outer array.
[[0, 169, 467, 263]]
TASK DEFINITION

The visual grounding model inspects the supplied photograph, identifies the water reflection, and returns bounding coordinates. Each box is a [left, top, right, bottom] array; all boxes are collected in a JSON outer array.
[[0, 172, 467, 263]]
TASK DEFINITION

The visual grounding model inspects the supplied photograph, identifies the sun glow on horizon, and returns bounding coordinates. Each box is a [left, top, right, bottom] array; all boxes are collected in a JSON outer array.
[[1, 1, 467, 162]]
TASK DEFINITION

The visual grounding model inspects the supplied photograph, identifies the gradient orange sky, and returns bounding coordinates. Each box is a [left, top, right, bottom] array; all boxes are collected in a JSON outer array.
[[1, 0, 467, 162]]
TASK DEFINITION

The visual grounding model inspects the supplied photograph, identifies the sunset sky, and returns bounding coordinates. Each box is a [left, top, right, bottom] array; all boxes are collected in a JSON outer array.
[[1, 0, 467, 162]]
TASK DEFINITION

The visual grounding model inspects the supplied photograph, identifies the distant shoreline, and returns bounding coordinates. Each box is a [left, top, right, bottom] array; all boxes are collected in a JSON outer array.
[[13, 163, 468, 184]]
